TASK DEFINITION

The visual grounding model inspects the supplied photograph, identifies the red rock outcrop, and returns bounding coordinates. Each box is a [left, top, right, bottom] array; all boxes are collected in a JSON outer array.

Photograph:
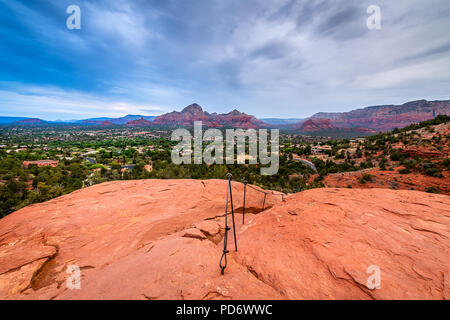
[[101, 120, 113, 126], [212, 109, 267, 129], [323, 168, 450, 195], [292, 118, 376, 135], [400, 147, 442, 158], [12, 118, 46, 125], [126, 118, 152, 126], [0, 180, 448, 300], [308, 100, 450, 131], [153, 104, 268, 129], [153, 104, 211, 127], [294, 118, 335, 132]]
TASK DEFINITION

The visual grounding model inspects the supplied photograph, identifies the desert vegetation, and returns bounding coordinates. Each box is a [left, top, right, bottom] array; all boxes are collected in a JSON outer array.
[[0, 115, 448, 217]]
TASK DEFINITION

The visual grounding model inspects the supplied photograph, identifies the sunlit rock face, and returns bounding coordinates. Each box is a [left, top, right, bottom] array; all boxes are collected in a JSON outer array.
[[0, 180, 448, 300], [309, 100, 450, 131], [153, 104, 268, 128]]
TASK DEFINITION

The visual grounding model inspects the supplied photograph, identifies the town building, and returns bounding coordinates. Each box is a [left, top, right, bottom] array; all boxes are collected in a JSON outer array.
[[311, 145, 332, 155], [84, 157, 97, 164]]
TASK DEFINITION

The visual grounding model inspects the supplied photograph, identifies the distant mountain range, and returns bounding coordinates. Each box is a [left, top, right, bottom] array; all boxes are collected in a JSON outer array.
[[12, 118, 47, 125], [79, 115, 156, 125], [1, 99, 449, 134], [0, 117, 30, 124], [308, 99, 450, 131], [260, 118, 304, 125]]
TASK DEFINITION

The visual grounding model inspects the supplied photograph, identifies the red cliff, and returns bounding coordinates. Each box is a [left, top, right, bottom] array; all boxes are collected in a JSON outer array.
[[309, 100, 450, 131]]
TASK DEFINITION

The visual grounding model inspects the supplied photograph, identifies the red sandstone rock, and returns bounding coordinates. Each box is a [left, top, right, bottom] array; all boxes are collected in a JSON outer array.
[[292, 118, 376, 134], [0, 180, 448, 300], [126, 118, 152, 126], [295, 118, 335, 132], [234, 188, 449, 299], [401, 146, 442, 158], [101, 120, 113, 126], [153, 104, 267, 129], [0, 179, 281, 299], [182, 228, 207, 240], [323, 168, 450, 195], [12, 118, 46, 125]]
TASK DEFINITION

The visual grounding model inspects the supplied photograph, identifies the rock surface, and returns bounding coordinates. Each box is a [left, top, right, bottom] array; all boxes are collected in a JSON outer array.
[[0, 180, 448, 300], [235, 188, 449, 299], [0, 179, 281, 299]]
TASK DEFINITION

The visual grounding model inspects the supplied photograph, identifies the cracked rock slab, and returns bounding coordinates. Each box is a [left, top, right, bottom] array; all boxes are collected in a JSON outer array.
[[0, 180, 448, 300]]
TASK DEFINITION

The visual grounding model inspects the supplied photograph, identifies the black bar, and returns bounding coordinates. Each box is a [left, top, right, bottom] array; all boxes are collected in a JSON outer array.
[[0, 300, 441, 318], [228, 177, 237, 252], [219, 174, 232, 274], [242, 181, 247, 224]]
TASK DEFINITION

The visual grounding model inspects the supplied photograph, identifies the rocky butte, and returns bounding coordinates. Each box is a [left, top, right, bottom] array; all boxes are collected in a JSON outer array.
[[152, 104, 268, 129], [126, 118, 153, 126], [0, 179, 448, 299]]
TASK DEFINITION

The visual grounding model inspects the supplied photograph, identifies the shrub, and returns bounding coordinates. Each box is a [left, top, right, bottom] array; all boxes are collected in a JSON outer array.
[[390, 152, 400, 161], [425, 186, 439, 194], [358, 173, 374, 184], [442, 158, 450, 170], [425, 167, 442, 178]]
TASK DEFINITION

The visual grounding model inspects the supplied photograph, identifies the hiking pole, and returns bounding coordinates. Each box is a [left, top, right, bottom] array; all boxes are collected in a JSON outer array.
[[242, 180, 247, 224], [219, 174, 232, 275], [227, 173, 238, 252]]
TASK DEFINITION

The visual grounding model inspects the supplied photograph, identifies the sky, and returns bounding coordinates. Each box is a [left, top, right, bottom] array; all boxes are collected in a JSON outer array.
[[0, 0, 450, 120]]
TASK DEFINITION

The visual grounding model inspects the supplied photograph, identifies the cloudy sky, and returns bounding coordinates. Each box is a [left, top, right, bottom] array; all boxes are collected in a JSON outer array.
[[1, 0, 450, 120]]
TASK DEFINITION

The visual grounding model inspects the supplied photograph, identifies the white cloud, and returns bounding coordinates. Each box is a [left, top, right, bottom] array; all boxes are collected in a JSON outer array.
[[1, 0, 450, 119], [354, 55, 450, 89], [0, 85, 169, 119]]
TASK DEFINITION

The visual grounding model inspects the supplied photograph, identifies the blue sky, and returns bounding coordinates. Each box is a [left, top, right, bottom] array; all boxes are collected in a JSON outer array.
[[1, 0, 450, 120]]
